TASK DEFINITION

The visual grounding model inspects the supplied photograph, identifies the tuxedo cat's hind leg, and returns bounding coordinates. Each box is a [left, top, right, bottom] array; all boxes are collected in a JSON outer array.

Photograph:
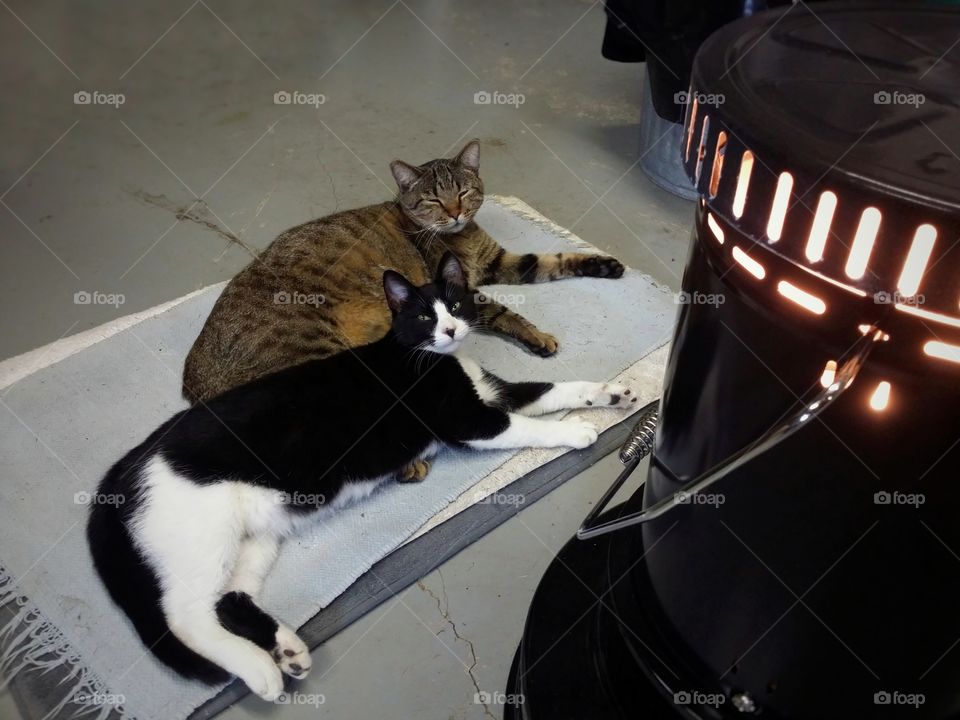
[[136, 460, 284, 699], [220, 535, 312, 679]]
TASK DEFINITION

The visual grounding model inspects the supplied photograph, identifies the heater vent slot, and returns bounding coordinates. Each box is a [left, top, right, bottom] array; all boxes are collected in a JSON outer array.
[[766, 172, 794, 243], [684, 96, 699, 163], [732, 246, 765, 279], [777, 280, 826, 314], [869, 381, 891, 411], [805, 191, 837, 263], [707, 213, 725, 244], [732, 150, 753, 219], [897, 224, 936, 297], [708, 131, 727, 198], [694, 116, 711, 185], [845, 207, 881, 280]]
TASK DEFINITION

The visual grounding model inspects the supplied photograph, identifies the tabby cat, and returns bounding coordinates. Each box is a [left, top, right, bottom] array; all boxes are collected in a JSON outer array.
[[183, 140, 624, 409], [88, 253, 636, 699]]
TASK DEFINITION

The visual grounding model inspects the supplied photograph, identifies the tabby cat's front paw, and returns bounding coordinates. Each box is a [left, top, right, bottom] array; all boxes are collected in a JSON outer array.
[[578, 255, 625, 279], [526, 331, 559, 357], [398, 459, 431, 483]]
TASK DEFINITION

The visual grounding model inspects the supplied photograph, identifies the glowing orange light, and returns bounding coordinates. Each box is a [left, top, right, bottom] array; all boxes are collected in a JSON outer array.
[[778, 280, 826, 314], [709, 131, 727, 198], [869, 381, 891, 411], [694, 117, 711, 184], [732, 246, 766, 279], [805, 191, 837, 262], [732, 151, 754, 219], [707, 213, 725, 244], [766, 172, 794, 242], [897, 224, 936, 297], [845, 207, 881, 280], [684, 97, 699, 162], [820, 360, 838, 388], [924, 340, 960, 364]]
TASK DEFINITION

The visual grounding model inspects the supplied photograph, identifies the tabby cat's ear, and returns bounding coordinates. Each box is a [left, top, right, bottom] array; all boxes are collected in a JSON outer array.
[[390, 160, 423, 192], [437, 251, 466, 290], [454, 140, 480, 172], [383, 270, 416, 313]]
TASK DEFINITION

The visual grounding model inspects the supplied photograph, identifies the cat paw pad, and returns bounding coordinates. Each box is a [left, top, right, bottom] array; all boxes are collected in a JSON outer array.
[[272, 624, 311, 680]]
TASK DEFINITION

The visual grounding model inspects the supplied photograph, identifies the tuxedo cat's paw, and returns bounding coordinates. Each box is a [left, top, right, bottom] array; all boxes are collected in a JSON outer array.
[[398, 459, 431, 483], [236, 648, 285, 701], [578, 255, 625, 279], [273, 624, 312, 680], [527, 331, 559, 357], [558, 418, 599, 449], [584, 383, 638, 409]]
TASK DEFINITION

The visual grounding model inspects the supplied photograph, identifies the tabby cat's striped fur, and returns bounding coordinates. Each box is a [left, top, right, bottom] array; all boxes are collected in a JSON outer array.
[[183, 140, 624, 406]]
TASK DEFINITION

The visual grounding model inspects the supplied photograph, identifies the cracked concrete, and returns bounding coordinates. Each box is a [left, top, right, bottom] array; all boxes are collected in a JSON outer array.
[[419, 571, 494, 720]]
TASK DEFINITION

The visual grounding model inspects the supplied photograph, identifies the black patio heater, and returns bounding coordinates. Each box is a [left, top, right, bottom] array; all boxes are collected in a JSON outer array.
[[507, 4, 960, 719]]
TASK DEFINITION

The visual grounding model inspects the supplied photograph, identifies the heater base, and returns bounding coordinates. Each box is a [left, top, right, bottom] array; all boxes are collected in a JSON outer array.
[[506, 518, 704, 720]]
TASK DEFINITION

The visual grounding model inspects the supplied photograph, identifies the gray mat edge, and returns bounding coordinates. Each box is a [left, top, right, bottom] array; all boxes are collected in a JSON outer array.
[[188, 408, 649, 720]]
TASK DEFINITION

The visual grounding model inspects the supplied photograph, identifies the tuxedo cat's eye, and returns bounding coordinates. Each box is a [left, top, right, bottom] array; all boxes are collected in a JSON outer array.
[[417, 314, 431, 321], [450, 301, 462, 312]]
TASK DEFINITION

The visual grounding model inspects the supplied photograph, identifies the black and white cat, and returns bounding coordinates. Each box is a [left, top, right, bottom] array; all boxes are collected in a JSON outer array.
[[87, 252, 636, 699]]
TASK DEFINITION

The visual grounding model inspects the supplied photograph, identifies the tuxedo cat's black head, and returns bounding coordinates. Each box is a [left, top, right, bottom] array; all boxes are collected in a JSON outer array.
[[383, 252, 476, 354]]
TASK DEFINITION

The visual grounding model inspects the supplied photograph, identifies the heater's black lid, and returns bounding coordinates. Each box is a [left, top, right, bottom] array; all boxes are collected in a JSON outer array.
[[696, 2, 960, 212]]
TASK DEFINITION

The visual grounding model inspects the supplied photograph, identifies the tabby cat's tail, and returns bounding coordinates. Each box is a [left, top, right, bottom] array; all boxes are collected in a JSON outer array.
[[86, 452, 230, 684]]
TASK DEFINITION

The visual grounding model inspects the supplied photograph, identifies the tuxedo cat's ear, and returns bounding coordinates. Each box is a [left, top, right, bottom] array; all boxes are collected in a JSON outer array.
[[390, 160, 423, 192], [383, 270, 416, 313], [454, 140, 480, 172], [437, 251, 466, 290]]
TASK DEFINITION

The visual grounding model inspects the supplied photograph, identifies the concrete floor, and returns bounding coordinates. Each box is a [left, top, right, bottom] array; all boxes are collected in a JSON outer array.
[[0, 1, 692, 718]]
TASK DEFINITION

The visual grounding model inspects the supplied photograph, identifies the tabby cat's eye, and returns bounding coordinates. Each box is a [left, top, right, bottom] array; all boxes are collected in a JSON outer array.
[[417, 314, 431, 321], [450, 301, 461, 312]]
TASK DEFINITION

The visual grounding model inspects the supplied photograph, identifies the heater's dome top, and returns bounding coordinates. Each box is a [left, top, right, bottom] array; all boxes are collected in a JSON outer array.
[[694, 2, 960, 212]]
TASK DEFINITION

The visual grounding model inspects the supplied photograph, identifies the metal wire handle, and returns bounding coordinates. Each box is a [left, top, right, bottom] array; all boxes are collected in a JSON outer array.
[[577, 327, 882, 540]]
